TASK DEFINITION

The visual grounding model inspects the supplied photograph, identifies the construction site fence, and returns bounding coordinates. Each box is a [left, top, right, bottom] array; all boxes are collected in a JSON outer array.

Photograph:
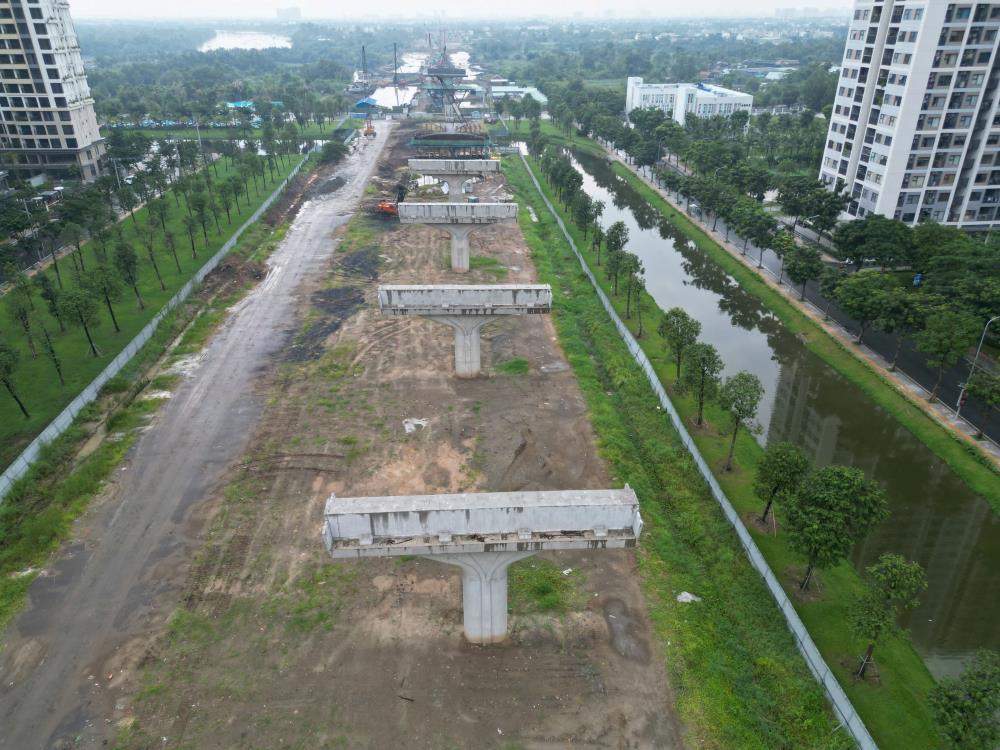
[[519, 153, 878, 750], [0, 150, 313, 503]]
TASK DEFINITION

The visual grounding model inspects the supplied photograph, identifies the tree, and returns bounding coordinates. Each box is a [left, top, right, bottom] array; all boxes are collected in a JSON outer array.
[[33, 272, 65, 332], [753, 442, 809, 524], [657, 307, 702, 379], [965, 370, 1000, 438], [140, 231, 166, 291], [718, 371, 764, 471], [785, 466, 889, 590], [834, 270, 898, 344], [6, 294, 36, 358], [114, 241, 145, 310], [0, 339, 29, 418], [622, 253, 644, 319], [834, 215, 913, 271], [770, 230, 796, 285], [784, 244, 824, 301], [605, 221, 629, 257], [929, 650, 1000, 750], [817, 266, 845, 319], [679, 341, 723, 426], [916, 308, 980, 401], [851, 553, 926, 678], [38, 322, 65, 386], [84, 265, 123, 333], [59, 288, 101, 358], [182, 214, 199, 257], [633, 274, 648, 336], [874, 286, 923, 369]]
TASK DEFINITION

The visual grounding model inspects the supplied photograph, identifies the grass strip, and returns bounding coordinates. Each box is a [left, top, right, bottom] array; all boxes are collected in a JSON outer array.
[[508, 153, 939, 749], [504, 155, 858, 749], [0, 155, 304, 470]]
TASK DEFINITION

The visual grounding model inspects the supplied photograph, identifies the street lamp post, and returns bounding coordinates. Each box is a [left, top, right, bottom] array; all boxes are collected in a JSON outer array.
[[956, 314, 1000, 418]]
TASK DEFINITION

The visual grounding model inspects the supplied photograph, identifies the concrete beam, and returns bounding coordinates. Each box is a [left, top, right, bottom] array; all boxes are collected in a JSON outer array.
[[397, 203, 518, 271], [378, 284, 552, 377], [323, 487, 642, 643], [408, 159, 502, 202]]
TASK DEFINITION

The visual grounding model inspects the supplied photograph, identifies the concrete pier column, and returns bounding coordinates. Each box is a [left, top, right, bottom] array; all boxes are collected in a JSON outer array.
[[442, 176, 468, 202], [430, 315, 489, 377], [443, 225, 474, 271], [430, 551, 537, 643]]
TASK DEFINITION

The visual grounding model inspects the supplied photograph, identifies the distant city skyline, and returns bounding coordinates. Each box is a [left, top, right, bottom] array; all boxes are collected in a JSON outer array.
[[68, 0, 852, 20]]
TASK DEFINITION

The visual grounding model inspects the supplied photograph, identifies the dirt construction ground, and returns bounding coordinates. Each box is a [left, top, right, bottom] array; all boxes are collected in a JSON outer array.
[[32, 125, 684, 749]]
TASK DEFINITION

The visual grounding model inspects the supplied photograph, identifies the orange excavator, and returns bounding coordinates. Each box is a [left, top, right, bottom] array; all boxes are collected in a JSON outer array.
[[367, 176, 408, 218]]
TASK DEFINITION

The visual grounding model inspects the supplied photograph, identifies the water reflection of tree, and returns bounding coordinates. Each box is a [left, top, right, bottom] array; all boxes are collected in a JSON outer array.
[[571, 144, 1000, 675]]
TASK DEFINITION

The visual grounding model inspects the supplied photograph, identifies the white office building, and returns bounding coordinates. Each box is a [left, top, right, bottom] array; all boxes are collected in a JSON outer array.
[[821, 1, 1000, 230], [0, 0, 104, 182], [625, 77, 753, 126]]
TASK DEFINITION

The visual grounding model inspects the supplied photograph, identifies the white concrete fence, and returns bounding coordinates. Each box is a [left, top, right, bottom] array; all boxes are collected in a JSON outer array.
[[520, 154, 878, 750], [0, 151, 313, 503]]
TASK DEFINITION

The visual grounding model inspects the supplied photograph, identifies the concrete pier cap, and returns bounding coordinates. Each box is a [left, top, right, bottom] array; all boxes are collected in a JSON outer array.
[[378, 284, 552, 377], [323, 487, 642, 643], [408, 158, 502, 202], [397, 202, 518, 271]]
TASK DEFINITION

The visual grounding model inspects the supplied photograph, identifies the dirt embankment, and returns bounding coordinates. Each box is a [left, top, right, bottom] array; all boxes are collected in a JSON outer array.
[[118, 129, 684, 750]]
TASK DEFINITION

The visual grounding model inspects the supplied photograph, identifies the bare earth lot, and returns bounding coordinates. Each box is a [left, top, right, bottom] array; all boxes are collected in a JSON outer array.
[[5, 125, 683, 750]]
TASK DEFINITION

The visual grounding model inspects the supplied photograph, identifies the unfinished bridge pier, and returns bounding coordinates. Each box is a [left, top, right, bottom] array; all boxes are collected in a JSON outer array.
[[397, 202, 518, 271], [323, 488, 643, 643], [408, 158, 502, 202], [378, 284, 552, 377]]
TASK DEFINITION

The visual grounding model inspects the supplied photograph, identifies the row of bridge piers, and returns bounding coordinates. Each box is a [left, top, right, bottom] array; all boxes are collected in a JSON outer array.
[[323, 155, 640, 645]]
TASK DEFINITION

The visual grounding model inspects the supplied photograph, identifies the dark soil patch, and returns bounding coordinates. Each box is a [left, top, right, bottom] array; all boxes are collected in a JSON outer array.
[[840, 656, 882, 685], [336, 247, 379, 281], [307, 174, 347, 198], [284, 286, 365, 362], [785, 566, 826, 603], [743, 511, 781, 536]]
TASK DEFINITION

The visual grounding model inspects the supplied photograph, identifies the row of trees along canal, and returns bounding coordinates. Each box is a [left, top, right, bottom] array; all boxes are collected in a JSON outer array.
[[536, 81, 1000, 442], [536, 144, 1000, 749], [0, 133, 303, 466]]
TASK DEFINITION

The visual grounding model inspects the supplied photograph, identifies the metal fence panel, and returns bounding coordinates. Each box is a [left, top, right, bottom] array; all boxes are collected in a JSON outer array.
[[520, 154, 877, 750], [0, 153, 311, 502]]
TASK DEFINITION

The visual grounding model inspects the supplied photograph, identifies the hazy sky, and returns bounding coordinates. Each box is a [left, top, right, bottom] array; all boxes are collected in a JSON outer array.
[[69, 0, 853, 21]]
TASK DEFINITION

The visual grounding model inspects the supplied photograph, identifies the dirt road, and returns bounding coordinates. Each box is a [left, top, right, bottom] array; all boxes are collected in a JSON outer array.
[[111, 130, 684, 749], [0, 125, 393, 750]]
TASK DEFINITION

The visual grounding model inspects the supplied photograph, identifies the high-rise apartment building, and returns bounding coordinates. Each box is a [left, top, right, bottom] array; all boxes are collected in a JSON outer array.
[[0, 0, 103, 182], [820, 1, 1000, 231]]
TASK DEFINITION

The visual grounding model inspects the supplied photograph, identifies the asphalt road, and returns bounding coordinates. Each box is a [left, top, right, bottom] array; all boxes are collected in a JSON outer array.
[[0, 124, 392, 750]]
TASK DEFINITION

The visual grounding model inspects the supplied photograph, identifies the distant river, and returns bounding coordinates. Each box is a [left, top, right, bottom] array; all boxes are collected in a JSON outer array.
[[199, 31, 292, 52]]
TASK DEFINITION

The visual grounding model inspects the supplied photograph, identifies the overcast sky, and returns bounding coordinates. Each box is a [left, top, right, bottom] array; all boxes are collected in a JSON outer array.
[[68, 0, 853, 21]]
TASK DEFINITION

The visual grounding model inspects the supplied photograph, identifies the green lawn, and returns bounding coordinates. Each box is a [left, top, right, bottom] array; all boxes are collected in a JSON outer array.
[[0, 154, 302, 471], [508, 153, 939, 749]]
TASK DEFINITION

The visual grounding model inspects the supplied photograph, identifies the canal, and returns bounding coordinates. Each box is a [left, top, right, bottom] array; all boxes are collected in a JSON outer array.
[[569, 147, 1000, 678]]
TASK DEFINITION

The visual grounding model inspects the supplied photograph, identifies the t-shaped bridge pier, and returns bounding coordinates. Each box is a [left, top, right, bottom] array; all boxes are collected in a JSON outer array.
[[324, 487, 642, 643], [397, 202, 518, 271], [378, 284, 552, 377], [408, 159, 502, 202]]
